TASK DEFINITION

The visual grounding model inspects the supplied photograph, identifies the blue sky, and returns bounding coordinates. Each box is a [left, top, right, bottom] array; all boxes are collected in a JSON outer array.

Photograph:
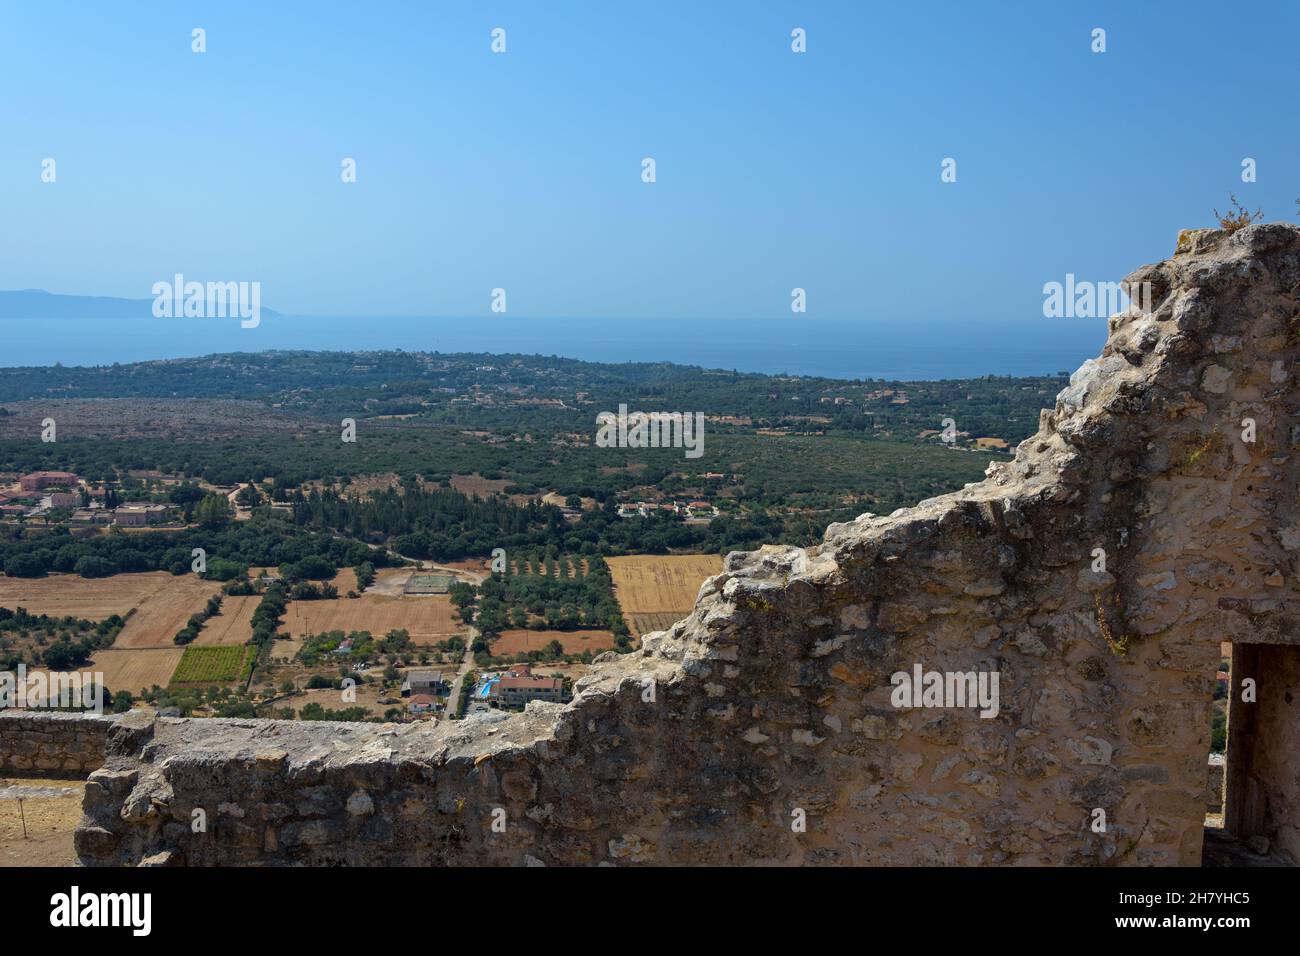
[[2, 0, 1298, 332]]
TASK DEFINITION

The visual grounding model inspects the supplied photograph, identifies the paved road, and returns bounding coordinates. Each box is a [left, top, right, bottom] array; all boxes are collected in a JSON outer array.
[[442, 625, 478, 722]]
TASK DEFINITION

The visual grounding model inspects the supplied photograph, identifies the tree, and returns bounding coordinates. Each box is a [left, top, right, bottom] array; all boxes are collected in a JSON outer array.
[[42, 640, 91, 670], [73, 555, 115, 579], [236, 484, 264, 507], [169, 483, 206, 515], [3, 553, 48, 578], [194, 493, 234, 529]]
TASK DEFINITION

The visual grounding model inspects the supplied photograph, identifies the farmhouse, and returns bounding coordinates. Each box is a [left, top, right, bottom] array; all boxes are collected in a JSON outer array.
[[19, 470, 78, 492], [113, 503, 168, 526], [401, 670, 447, 696]]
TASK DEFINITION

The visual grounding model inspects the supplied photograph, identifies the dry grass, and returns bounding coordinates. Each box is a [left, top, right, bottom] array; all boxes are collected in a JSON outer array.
[[0, 778, 85, 867], [76, 648, 185, 695], [284, 593, 464, 645], [194, 594, 258, 646], [1214, 193, 1263, 233], [606, 554, 723, 637], [0, 572, 162, 619], [111, 575, 222, 649], [0, 571, 220, 649], [491, 628, 616, 655], [626, 612, 687, 636], [450, 473, 512, 496]]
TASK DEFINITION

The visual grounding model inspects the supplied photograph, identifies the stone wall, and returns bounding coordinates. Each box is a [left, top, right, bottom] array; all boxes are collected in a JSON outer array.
[[0, 711, 118, 775], [72, 223, 1300, 866], [1207, 754, 1224, 815]]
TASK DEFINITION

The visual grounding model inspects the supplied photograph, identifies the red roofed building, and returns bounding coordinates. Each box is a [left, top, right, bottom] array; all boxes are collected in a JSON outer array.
[[488, 664, 564, 708], [408, 694, 437, 714], [20, 471, 78, 492]]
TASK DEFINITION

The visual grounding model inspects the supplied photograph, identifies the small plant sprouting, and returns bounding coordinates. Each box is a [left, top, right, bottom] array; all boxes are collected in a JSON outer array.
[[1094, 592, 1130, 657], [1214, 193, 1263, 233]]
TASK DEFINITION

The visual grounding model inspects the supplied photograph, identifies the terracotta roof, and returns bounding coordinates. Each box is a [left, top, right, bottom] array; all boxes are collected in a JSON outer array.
[[497, 676, 562, 691]]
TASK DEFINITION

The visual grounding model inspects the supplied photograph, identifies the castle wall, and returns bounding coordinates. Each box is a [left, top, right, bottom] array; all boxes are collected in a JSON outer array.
[[0, 711, 117, 775]]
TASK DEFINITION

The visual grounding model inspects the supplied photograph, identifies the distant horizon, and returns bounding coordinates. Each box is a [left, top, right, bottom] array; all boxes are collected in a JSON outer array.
[[0, 319, 1107, 382], [0, 288, 1105, 380]]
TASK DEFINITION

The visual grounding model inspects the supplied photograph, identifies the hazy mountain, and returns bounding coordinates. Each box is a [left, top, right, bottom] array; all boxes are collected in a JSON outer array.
[[0, 289, 283, 320]]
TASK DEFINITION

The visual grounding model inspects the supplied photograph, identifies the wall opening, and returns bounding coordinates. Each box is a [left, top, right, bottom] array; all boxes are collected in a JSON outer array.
[[1203, 642, 1300, 867]]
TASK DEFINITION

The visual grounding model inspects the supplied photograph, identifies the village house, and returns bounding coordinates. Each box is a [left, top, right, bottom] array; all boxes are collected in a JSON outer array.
[[19, 470, 78, 492], [487, 664, 564, 709], [113, 503, 168, 526], [686, 500, 718, 519], [408, 694, 437, 715], [71, 509, 111, 525], [401, 670, 447, 697]]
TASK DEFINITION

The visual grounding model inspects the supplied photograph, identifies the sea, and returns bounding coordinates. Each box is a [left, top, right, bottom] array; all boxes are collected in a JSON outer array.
[[0, 315, 1108, 381]]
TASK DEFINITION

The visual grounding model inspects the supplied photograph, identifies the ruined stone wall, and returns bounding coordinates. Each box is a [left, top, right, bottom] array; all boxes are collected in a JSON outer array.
[[69, 223, 1300, 866], [0, 711, 118, 775]]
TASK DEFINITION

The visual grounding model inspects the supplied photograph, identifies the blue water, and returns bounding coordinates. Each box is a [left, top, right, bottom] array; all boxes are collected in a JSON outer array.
[[0, 314, 1107, 381]]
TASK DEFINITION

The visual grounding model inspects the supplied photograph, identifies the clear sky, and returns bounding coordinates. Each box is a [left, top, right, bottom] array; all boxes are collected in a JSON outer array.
[[2, 1, 1298, 328]]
